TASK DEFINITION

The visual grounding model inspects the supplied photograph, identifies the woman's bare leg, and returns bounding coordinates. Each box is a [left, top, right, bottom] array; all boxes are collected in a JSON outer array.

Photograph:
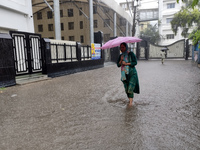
[[129, 98, 133, 106]]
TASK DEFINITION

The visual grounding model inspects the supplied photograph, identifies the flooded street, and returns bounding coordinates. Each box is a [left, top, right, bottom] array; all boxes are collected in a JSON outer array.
[[0, 60, 200, 150]]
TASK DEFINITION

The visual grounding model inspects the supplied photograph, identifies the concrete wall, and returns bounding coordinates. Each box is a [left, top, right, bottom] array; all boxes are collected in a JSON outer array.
[[0, 0, 34, 33]]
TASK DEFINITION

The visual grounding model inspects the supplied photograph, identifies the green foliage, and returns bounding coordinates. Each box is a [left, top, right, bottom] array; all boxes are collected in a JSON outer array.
[[177, 0, 199, 8], [140, 24, 161, 44], [175, 0, 200, 46], [171, 4, 200, 37], [189, 29, 200, 46]]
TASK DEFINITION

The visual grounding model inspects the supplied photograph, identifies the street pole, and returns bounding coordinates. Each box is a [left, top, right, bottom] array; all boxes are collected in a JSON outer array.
[[54, 0, 61, 40], [89, 0, 94, 44], [113, 12, 117, 37], [132, 0, 138, 37]]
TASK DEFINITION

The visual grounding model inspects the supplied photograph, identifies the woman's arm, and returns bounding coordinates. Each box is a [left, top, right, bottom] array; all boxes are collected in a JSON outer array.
[[124, 52, 137, 67], [117, 54, 124, 67]]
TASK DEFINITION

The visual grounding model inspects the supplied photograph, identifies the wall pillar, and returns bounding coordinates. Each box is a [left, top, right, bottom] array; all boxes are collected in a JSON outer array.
[[0, 33, 16, 87]]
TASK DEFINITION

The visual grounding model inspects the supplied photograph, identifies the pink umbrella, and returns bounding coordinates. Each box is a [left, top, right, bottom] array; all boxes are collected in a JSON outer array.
[[101, 36, 142, 49]]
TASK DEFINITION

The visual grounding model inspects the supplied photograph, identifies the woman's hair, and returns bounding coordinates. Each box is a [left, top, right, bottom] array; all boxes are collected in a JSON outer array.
[[120, 42, 128, 51], [120, 42, 127, 47]]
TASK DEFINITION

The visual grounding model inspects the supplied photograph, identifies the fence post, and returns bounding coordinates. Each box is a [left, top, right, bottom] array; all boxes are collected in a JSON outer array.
[[42, 38, 52, 74], [76, 42, 81, 61], [192, 45, 194, 61], [145, 41, 149, 60], [198, 41, 200, 64], [185, 39, 189, 60], [0, 33, 16, 87], [136, 42, 140, 59]]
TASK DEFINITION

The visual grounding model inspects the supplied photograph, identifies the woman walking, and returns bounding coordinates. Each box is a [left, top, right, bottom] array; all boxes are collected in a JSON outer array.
[[117, 42, 140, 106]]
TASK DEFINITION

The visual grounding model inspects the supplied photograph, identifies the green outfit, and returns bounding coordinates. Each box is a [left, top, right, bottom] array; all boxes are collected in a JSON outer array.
[[117, 51, 140, 98]]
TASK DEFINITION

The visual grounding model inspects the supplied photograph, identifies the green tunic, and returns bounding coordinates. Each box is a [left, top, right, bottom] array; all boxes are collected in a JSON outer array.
[[117, 52, 140, 98]]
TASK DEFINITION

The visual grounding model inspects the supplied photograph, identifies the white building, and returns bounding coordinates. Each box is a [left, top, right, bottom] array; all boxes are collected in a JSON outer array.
[[158, 0, 184, 45], [0, 0, 34, 33], [119, 0, 189, 45]]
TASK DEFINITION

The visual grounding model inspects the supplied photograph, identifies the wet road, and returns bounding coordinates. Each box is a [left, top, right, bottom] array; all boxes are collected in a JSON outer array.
[[0, 60, 200, 150]]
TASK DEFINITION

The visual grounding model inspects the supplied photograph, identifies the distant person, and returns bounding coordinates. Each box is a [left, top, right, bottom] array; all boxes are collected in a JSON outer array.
[[160, 50, 166, 64], [117, 42, 140, 106]]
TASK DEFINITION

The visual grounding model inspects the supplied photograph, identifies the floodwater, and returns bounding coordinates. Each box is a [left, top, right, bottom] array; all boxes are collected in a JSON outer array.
[[0, 60, 200, 150]]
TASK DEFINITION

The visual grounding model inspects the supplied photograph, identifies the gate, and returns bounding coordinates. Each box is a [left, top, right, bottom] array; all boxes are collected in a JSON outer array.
[[137, 40, 148, 60], [10, 31, 43, 75], [148, 39, 186, 59]]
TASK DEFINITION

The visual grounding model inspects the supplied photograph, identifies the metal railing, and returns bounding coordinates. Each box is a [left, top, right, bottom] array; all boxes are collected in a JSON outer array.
[[81, 45, 91, 60], [49, 39, 77, 63]]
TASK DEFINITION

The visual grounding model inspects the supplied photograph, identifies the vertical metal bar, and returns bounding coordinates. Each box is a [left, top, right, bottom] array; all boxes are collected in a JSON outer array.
[[64, 43, 66, 61], [18, 36, 24, 72], [83, 47, 85, 60], [26, 34, 32, 74], [15, 36, 20, 72], [56, 44, 58, 63], [35, 38, 40, 69], [113, 12, 116, 37], [198, 41, 200, 64], [31, 37, 36, 70], [71, 45, 72, 61], [89, 0, 94, 44], [34, 37, 39, 70], [87, 45, 89, 58], [12, 35, 18, 74]]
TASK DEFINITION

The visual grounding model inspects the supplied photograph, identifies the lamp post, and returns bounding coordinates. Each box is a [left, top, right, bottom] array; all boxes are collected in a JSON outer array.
[[132, 0, 138, 36]]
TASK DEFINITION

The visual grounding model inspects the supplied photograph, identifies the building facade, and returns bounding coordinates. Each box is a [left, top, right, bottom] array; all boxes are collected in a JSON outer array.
[[120, 0, 191, 45], [32, 0, 133, 45], [0, 0, 34, 33], [158, 0, 184, 45]]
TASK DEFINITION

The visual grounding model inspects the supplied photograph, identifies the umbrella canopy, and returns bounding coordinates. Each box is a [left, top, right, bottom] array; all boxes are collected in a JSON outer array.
[[101, 36, 142, 49]]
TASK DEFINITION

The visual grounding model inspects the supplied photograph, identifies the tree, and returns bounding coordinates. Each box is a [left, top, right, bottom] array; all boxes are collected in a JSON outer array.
[[140, 23, 161, 44], [171, 8, 200, 37], [177, 0, 199, 8], [172, 0, 200, 45]]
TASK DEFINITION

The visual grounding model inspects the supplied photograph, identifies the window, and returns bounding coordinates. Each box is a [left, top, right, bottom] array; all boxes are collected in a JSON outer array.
[[47, 11, 53, 19], [166, 34, 174, 39], [79, 7, 83, 16], [120, 18, 126, 26], [60, 10, 63, 17], [93, 6, 97, 14], [62, 36, 64, 40], [104, 34, 110, 42], [80, 21, 83, 29], [49, 37, 54, 39], [166, 18, 173, 23], [68, 22, 74, 30], [167, 3, 175, 9], [61, 23, 64, 30], [104, 19, 110, 27], [68, 9, 73, 17], [94, 20, 98, 28], [48, 24, 53, 31], [80, 35, 84, 43], [38, 25, 43, 32], [69, 36, 74, 41], [37, 12, 42, 20]]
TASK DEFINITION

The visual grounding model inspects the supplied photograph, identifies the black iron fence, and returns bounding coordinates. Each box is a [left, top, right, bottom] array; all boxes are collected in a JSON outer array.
[[81, 45, 91, 60], [42, 39, 104, 77], [50, 43, 77, 63]]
